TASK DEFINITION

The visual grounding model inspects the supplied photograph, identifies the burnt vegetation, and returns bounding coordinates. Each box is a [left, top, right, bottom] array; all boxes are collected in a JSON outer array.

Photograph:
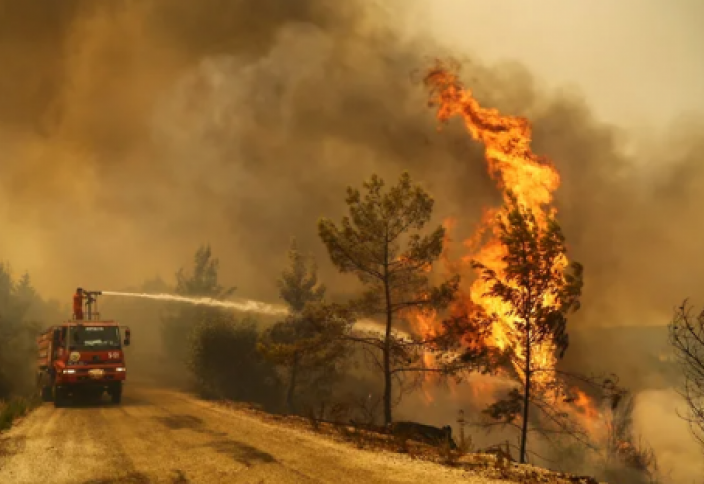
[[668, 301, 704, 453]]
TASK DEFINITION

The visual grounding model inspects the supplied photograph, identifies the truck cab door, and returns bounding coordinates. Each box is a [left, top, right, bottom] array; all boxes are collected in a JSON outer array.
[[52, 328, 63, 359]]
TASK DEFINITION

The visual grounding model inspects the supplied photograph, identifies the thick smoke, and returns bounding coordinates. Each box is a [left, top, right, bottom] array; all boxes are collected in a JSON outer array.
[[1, 1, 702, 323], [1, 1, 703, 480]]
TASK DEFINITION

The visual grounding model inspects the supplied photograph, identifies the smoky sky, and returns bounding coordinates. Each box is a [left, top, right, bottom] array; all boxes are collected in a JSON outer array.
[[0, 0, 703, 337]]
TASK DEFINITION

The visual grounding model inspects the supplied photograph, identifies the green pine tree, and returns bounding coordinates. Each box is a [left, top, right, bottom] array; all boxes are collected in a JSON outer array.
[[318, 172, 459, 425]]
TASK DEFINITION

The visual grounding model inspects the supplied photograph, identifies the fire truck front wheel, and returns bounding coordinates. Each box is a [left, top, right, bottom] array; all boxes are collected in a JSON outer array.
[[41, 385, 53, 402], [36, 372, 54, 402], [53, 386, 69, 408], [110, 382, 122, 404]]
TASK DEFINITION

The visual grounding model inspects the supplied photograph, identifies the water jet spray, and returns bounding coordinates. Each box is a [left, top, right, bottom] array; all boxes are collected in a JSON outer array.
[[100, 291, 290, 316], [98, 292, 429, 347]]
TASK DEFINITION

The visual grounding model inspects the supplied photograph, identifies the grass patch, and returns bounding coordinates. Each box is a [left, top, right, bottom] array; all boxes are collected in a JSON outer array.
[[0, 394, 41, 432]]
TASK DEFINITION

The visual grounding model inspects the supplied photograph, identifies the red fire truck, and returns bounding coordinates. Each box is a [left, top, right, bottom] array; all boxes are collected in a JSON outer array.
[[36, 290, 131, 407]]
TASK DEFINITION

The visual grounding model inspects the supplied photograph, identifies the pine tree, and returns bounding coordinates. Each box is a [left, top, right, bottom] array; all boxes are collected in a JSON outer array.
[[473, 191, 583, 463], [318, 172, 459, 425], [258, 238, 347, 413]]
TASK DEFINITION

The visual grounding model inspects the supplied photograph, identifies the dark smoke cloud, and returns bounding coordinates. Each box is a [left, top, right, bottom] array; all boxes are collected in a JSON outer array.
[[2, 0, 703, 480], [0, 0, 500, 302], [1, 0, 701, 324], [1, 0, 702, 374], [2, 0, 703, 383]]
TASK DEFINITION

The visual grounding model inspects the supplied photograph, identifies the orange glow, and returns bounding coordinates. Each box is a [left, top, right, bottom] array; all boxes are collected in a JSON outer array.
[[402, 60, 603, 425], [573, 389, 599, 420], [422, 60, 566, 390]]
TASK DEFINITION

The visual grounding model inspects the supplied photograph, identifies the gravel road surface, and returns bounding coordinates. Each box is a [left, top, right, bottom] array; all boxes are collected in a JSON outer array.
[[0, 382, 510, 484]]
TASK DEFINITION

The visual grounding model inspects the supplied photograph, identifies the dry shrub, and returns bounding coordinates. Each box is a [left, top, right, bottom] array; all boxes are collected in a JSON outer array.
[[0, 395, 41, 431]]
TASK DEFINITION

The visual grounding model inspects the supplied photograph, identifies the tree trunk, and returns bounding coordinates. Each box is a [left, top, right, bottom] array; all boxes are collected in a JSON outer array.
[[383, 273, 393, 426], [519, 321, 531, 464], [286, 352, 300, 414], [380, 226, 394, 427]]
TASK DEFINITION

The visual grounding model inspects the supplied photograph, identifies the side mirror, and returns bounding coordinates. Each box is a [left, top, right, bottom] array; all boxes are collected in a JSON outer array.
[[52, 328, 61, 344], [123, 327, 131, 347]]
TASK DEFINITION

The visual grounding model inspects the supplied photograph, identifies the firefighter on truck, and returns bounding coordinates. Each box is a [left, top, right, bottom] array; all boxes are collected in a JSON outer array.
[[36, 289, 131, 407]]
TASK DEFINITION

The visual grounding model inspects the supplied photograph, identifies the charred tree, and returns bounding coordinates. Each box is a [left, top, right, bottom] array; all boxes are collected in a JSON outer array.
[[669, 300, 704, 452]]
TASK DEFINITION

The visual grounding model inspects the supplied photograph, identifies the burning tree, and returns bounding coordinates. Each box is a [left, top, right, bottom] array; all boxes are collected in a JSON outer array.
[[473, 191, 583, 463], [318, 172, 460, 425], [258, 238, 350, 414], [421, 60, 599, 464], [669, 300, 704, 452]]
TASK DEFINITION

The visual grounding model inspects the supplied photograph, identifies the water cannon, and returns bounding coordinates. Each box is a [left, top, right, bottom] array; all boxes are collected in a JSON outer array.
[[83, 290, 103, 320], [83, 290, 103, 301]]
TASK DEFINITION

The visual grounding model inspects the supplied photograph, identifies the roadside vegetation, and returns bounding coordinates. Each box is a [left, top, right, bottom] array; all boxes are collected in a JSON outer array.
[[158, 172, 673, 483], [2, 173, 700, 482], [0, 395, 41, 432], [0, 263, 63, 432]]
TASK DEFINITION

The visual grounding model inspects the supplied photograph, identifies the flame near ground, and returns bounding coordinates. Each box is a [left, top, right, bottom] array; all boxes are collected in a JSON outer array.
[[408, 60, 607, 450]]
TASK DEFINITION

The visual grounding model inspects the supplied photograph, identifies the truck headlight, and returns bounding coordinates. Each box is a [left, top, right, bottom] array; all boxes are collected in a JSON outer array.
[[63, 369, 76, 374], [116, 367, 126, 372]]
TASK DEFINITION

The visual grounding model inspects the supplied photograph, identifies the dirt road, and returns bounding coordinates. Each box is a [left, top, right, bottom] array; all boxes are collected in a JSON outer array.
[[0, 383, 509, 484]]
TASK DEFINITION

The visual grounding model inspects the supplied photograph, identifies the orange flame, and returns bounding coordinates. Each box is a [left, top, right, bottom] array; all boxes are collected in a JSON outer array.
[[422, 60, 566, 390], [573, 389, 599, 420], [404, 61, 601, 428]]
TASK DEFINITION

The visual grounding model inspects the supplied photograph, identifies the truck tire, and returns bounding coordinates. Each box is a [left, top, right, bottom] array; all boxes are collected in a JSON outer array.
[[53, 386, 68, 408], [36, 372, 53, 402], [41, 385, 53, 402], [110, 383, 122, 404]]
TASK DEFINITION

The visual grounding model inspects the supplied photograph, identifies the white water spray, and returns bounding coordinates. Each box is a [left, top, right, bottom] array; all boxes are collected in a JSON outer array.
[[99, 291, 466, 360], [100, 292, 410, 340], [101, 291, 290, 316]]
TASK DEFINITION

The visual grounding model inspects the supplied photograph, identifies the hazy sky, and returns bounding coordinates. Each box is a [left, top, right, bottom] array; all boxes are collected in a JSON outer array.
[[1, 0, 702, 315], [0, 4, 700, 479], [422, 0, 704, 130]]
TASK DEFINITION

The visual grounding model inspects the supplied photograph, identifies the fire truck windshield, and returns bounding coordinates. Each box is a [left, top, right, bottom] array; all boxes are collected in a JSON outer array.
[[68, 326, 121, 350]]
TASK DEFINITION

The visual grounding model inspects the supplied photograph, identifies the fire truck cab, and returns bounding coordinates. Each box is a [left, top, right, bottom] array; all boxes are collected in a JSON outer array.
[[36, 290, 131, 407]]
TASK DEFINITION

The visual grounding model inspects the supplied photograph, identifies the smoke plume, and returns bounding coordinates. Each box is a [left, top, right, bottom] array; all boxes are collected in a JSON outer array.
[[1, 1, 703, 480]]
